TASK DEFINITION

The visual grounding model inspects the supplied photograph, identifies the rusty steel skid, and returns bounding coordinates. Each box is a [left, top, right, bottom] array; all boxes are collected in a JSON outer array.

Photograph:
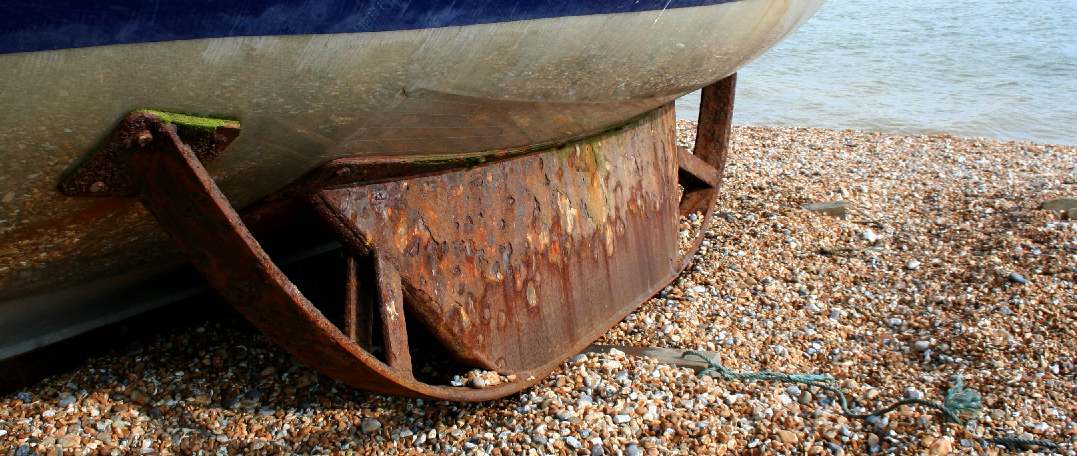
[[56, 76, 735, 400]]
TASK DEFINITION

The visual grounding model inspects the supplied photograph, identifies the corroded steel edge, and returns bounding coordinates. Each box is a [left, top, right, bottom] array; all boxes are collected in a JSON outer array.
[[678, 75, 736, 271], [48, 75, 734, 401], [58, 112, 240, 197], [311, 126, 680, 375], [127, 113, 677, 400]]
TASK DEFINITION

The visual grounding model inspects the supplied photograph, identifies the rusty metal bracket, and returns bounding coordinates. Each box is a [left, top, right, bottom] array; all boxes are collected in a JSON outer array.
[[58, 111, 240, 197], [677, 74, 736, 268], [55, 75, 736, 401]]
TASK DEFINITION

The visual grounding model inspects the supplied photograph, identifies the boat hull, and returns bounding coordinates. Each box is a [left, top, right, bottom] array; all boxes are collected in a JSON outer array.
[[0, 0, 822, 360]]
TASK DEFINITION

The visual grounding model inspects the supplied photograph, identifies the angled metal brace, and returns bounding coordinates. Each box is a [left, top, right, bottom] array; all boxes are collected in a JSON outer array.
[[52, 74, 737, 401]]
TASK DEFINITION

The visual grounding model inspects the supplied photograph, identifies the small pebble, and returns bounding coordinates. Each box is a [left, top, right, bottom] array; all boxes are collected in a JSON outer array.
[[1007, 272, 1029, 285], [928, 436, 953, 456], [565, 436, 581, 449], [57, 395, 75, 407], [905, 388, 925, 400], [361, 418, 382, 434], [803, 201, 850, 218]]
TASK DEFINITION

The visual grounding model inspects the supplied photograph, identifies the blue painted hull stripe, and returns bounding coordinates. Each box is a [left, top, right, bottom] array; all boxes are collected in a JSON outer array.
[[0, 0, 740, 55]]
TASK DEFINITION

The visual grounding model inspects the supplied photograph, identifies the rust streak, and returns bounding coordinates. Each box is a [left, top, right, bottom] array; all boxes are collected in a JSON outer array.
[[46, 74, 735, 400], [375, 252, 412, 375]]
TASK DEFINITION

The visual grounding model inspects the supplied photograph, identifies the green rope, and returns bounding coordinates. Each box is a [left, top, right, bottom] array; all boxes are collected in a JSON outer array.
[[987, 436, 1062, 451], [680, 351, 1061, 451]]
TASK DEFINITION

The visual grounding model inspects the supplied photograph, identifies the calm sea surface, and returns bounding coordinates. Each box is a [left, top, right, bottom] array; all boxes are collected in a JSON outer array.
[[677, 0, 1077, 145]]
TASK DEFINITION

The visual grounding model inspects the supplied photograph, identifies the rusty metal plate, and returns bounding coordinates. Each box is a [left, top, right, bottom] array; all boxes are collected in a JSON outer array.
[[41, 76, 735, 400], [312, 105, 682, 373], [58, 111, 240, 197]]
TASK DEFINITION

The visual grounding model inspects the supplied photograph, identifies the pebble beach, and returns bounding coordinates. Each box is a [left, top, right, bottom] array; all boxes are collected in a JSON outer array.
[[1, 123, 1074, 455]]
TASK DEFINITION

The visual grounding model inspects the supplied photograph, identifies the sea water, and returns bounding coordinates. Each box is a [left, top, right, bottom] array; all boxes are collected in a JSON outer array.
[[677, 0, 1077, 145]]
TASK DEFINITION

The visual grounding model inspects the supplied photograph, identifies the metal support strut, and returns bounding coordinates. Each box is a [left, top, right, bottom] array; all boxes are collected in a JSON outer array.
[[59, 75, 737, 401]]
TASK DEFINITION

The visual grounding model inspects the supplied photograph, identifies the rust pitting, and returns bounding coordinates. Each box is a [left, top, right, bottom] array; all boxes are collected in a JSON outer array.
[[312, 106, 683, 373], [47, 75, 736, 401], [58, 112, 239, 197]]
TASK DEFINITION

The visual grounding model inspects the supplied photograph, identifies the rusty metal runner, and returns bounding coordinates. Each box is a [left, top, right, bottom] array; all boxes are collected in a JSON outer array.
[[58, 76, 736, 400]]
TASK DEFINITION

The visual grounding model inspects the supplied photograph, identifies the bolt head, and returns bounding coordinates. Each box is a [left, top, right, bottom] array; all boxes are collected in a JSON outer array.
[[136, 130, 153, 146]]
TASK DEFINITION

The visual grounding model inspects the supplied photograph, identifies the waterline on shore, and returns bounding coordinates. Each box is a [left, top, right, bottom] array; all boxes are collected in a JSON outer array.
[[678, 0, 1077, 146]]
